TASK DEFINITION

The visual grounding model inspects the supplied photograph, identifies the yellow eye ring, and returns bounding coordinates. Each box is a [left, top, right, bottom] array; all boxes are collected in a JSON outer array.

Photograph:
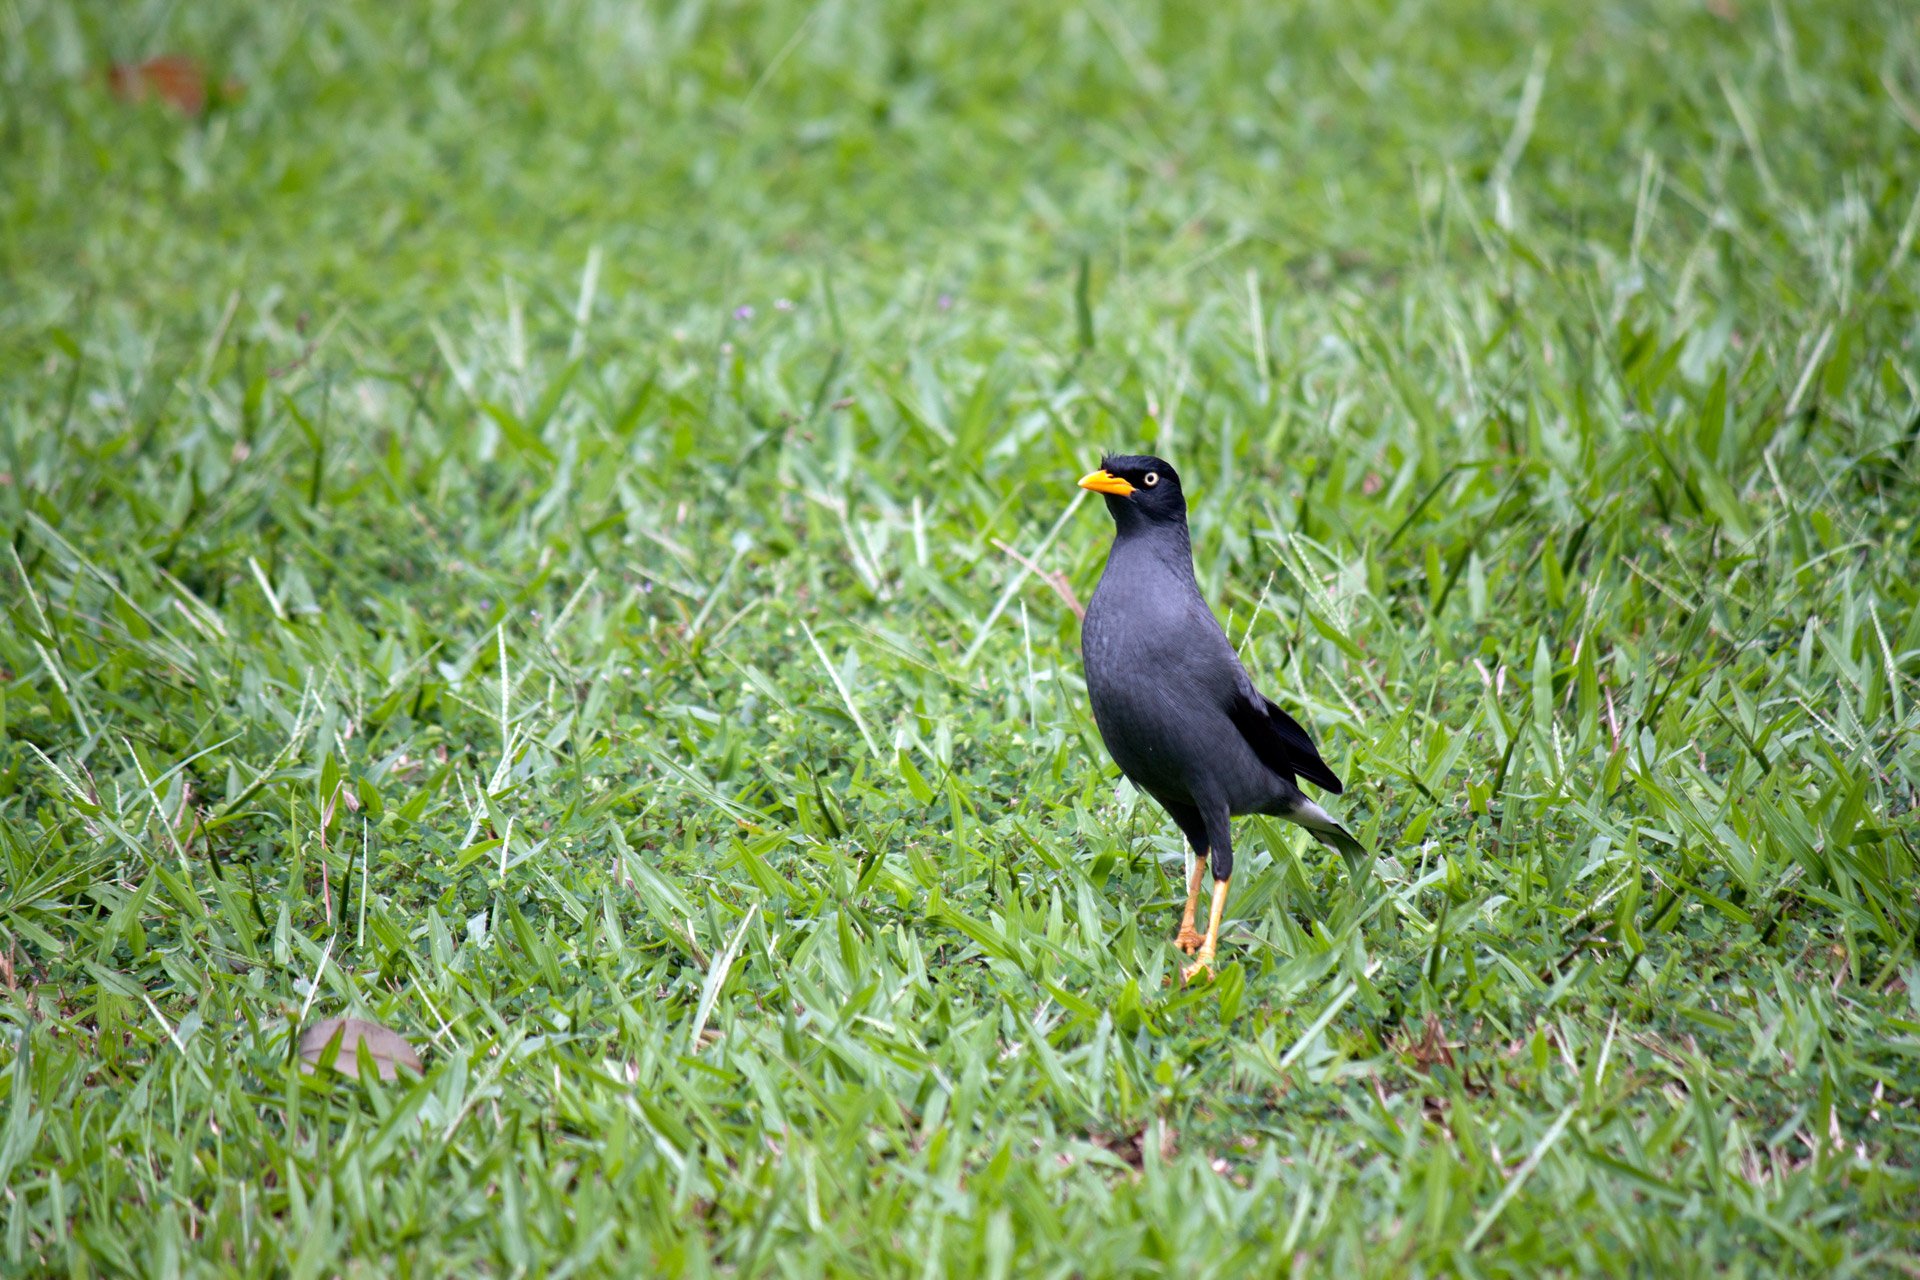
[[1143, 472, 1160, 487]]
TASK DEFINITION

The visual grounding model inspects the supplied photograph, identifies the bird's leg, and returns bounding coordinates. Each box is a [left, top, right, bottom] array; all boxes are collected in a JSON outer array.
[[1174, 853, 1206, 954], [1181, 878, 1231, 983]]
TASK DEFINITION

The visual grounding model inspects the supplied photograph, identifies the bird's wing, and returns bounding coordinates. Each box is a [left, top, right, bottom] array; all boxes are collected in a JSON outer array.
[[1223, 692, 1344, 794]]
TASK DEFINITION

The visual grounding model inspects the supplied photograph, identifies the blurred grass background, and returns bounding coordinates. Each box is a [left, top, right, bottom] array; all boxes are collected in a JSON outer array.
[[4, 0, 1920, 1273]]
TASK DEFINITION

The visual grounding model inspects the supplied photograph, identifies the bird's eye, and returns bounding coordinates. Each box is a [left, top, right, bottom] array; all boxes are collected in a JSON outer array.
[[1143, 472, 1160, 487]]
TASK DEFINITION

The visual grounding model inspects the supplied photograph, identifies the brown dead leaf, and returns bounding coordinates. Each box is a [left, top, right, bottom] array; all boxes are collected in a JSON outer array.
[[107, 55, 241, 116], [109, 55, 204, 113], [298, 1017, 423, 1082]]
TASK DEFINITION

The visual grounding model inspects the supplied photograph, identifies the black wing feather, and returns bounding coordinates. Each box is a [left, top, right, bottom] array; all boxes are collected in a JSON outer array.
[[1225, 693, 1344, 794]]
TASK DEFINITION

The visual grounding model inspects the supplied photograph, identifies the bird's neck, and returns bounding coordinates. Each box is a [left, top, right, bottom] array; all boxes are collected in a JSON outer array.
[[1109, 520, 1197, 584]]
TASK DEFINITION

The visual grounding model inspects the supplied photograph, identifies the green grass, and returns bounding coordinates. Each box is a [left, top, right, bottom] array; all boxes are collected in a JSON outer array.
[[4, 0, 1920, 1273]]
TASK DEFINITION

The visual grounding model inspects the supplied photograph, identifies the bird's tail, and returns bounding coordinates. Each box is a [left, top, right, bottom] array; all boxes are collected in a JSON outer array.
[[1288, 801, 1373, 887]]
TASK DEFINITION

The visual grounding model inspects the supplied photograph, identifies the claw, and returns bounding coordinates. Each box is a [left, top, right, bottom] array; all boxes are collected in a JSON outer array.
[[1174, 928, 1205, 955], [1181, 951, 1216, 983]]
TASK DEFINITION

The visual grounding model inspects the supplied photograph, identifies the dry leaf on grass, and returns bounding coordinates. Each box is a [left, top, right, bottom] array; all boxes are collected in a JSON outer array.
[[299, 1017, 423, 1082], [106, 55, 243, 116]]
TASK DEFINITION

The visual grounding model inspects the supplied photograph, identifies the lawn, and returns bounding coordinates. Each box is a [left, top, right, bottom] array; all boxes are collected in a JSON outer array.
[[4, 0, 1920, 1273]]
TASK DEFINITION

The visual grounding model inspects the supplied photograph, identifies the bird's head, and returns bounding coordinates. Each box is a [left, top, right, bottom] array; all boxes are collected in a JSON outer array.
[[1077, 454, 1187, 531]]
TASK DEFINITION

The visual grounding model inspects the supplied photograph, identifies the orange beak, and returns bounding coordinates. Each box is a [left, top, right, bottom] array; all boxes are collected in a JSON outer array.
[[1077, 469, 1134, 496]]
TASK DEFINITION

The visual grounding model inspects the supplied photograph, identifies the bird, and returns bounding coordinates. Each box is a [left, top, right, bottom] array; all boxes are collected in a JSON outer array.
[[1077, 454, 1367, 982]]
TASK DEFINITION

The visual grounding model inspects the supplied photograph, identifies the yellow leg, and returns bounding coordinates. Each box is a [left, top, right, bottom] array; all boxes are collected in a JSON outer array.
[[1182, 877, 1231, 983], [1175, 855, 1206, 953]]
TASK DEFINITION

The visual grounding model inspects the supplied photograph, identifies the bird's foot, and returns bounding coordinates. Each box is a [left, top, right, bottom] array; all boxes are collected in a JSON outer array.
[[1181, 877, 1229, 983], [1181, 948, 1216, 983], [1174, 927, 1205, 955]]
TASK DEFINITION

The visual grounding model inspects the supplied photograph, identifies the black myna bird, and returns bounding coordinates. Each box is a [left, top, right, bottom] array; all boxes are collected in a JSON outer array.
[[1078, 455, 1366, 981]]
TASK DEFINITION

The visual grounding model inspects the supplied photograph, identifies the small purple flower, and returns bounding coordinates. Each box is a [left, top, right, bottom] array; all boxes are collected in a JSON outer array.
[[774, 298, 795, 311], [734, 304, 755, 321], [937, 293, 953, 310]]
